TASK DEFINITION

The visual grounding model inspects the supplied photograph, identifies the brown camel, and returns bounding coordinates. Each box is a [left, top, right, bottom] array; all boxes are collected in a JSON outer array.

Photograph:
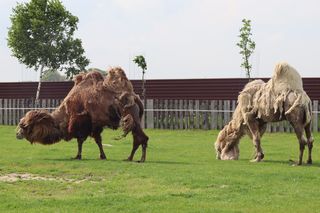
[[215, 62, 314, 165], [16, 68, 149, 162]]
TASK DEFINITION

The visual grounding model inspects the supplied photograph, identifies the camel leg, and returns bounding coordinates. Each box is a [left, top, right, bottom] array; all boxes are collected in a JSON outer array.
[[126, 127, 149, 162], [92, 128, 106, 160], [246, 119, 264, 162], [139, 143, 147, 163], [251, 134, 264, 162], [305, 122, 314, 164], [127, 143, 139, 161], [137, 129, 149, 163], [74, 138, 85, 160], [294, 126, 306, 165]]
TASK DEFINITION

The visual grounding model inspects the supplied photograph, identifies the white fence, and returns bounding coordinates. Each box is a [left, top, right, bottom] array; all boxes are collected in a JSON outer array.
[[1, 98, 319, 132]]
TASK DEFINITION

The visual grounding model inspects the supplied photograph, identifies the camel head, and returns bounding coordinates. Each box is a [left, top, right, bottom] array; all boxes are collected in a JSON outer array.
[[215, 124, 241, 160], [16, 110, 62, 145]]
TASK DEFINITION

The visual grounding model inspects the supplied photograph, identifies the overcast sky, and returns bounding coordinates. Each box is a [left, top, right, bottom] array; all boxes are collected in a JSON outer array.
[[1, 0, 320, 82]]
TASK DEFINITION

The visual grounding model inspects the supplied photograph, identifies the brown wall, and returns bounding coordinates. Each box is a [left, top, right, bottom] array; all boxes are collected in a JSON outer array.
[[0, 78, 319, 100]]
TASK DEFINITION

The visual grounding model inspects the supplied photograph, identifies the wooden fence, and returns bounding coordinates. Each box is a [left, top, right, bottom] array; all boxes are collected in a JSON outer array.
[[1, 98, 319, 132]]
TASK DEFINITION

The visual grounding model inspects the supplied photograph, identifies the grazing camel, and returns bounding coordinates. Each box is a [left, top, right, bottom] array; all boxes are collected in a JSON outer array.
[[215, 62, 314, 165]]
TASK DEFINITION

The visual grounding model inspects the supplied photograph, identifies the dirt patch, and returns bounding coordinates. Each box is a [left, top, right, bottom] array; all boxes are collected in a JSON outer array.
[[0, 173, 95, 183]]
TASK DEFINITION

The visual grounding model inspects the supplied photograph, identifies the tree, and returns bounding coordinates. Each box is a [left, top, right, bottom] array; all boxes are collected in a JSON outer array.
[[133, 55, 147, 101], [236, 19, 255, 80], [7, 0, 89, 103], [42, 69, 67, 81], [87, 68, 107, 76]]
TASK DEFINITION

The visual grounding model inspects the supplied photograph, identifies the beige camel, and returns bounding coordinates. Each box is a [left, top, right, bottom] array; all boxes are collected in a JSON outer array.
[[215, 62, 314, 165]]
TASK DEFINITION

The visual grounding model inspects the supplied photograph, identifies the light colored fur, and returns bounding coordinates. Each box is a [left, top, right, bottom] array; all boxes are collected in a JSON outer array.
[[215, 80, 264, 160], [215, 62, 313, 163]]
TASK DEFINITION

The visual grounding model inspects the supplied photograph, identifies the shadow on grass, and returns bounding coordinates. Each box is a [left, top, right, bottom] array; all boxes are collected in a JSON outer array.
[[217, 158, 320, 167], [146, 160, 194, 165], [260, 159, 320, 167], [42, 158, 194, 165]]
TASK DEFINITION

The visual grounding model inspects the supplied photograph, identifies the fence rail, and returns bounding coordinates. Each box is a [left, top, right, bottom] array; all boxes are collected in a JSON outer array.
[[1, 98, 319, 132]]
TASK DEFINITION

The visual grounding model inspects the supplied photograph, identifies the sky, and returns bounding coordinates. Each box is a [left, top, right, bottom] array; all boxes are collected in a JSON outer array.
[[1, 0, 320, 82]]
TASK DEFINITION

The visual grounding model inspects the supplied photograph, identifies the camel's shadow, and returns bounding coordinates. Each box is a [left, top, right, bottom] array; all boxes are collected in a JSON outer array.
[[42, 158, 193, 165]]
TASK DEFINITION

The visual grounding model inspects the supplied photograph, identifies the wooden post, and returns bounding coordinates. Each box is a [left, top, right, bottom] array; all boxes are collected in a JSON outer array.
[[218, 100, 223, 129], [184, 100, 189, 129], [313, 100, 319, 132], [12, 99, 16, 125], [4, 99, 8, 125], [223, 100, 230, 125], [189, 100, 194, 129], [169, 100, 174, 130], [160, 99, 165, 129], [195, 100, 200, 129], [0, 99, 2, 125], [146, 99, 154, 129], [174, 100, 179, 129], [179, 100, 184, 129], [164, 100, 169, 129], [210, 100, 217, 130]]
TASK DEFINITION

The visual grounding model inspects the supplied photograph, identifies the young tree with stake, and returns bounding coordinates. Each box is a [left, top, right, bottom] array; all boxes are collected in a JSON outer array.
[[236, 19, 255, 80], [133, 55, 147, 101]]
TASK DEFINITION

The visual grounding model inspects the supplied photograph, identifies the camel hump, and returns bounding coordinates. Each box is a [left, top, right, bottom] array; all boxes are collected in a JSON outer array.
[[272, 62, 303, 93], [73, 71, 104, 85], [104, 67, 134, 94]]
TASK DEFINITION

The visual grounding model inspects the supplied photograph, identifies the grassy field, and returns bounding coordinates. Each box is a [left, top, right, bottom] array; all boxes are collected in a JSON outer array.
[[0, 125, 319, 213]]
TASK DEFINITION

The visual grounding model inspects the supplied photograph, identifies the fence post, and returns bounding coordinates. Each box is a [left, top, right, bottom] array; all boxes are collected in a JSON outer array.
[[223, 100, 230, 125], [188, 100, 194, 129], [146, 99, 154, 129], [12, 99, 16, 125], [0, 99, 2, 125], [4, 99, 8, 125], [195, 100, 200, 129], [210, 100, 217, 130], [202, 100, 209, 130], [179, 100, 184, 129], [184, 100, 189, 129], [313, 100, 319, 132], [169, 100, 174, 129], [174, 100, 179, 129]]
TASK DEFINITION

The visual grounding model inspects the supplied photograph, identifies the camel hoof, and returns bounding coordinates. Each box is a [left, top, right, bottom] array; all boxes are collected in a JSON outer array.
[[124, 158, 133, 162], [307, 159, 312, 164], [137, 159, 145, 163], [100, 155, 107, 160], [73, 155, 82, 160]]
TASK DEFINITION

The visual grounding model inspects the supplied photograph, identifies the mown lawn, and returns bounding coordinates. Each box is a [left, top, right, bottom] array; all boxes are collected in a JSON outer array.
[[0, 125, 319, 213]]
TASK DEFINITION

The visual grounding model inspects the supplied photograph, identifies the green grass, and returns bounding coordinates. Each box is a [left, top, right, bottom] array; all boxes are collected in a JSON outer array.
[[0, 125, 319, 213]]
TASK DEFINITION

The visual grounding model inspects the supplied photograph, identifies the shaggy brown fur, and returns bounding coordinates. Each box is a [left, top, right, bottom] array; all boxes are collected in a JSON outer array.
[[215, 62, 314, 165], [17, 70, 149, 162]]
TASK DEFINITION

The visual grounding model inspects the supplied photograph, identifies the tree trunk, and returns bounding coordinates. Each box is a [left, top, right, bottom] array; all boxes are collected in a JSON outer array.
[[35, 65, 45, 107], [142, 69, 146, 128], [142, 69, 146, 101]]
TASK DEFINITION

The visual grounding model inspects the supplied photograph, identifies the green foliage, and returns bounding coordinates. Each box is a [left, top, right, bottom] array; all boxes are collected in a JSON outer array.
[[87, 67, 107, 76], [133, 55, 147, 100], [236, 19, 256, 79], [0, 126, 319, 212], [7, 0, 89, 79], [133, 55, 147, 73], [42, 69, 67, 81]]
